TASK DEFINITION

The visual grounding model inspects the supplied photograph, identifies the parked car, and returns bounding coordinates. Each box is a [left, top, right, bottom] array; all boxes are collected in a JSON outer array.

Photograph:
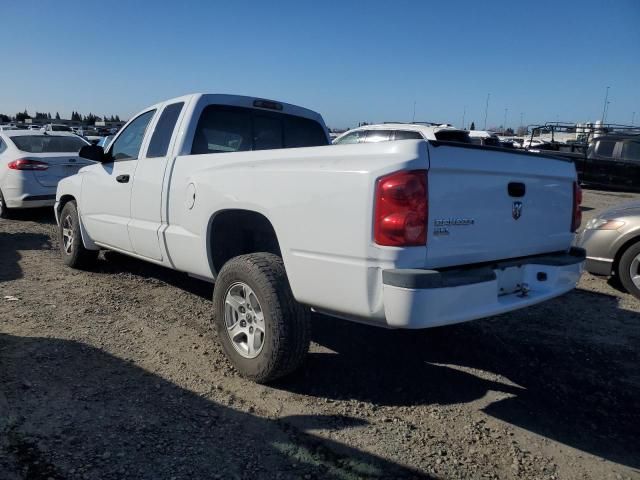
[[42, 124, 74, 133], [56, 93, 584, 383], [0, 131, 92, 218], [579, 135, 640, 191], [333, 123, 470, 144], [576, 201, 640, 299], [468, 130, 501, 147]]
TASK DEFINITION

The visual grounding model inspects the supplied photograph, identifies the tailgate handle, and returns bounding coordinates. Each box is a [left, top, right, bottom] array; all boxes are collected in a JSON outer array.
[[508, 182, 526, 197], [116, 174, 130, 183]]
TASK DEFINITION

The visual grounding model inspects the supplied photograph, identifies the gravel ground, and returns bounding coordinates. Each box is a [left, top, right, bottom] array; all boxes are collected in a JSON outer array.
[[1, 189, 639, 480]]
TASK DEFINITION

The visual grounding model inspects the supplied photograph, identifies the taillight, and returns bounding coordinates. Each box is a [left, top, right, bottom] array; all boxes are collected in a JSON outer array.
[[8, 158, 49, 170], [571, 181, 582, 232], [374, 170, 428, 246]]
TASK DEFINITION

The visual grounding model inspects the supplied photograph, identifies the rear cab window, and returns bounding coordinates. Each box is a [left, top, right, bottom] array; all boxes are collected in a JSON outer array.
[[394, 131, 423, 140], [190, 105, 328, 155]]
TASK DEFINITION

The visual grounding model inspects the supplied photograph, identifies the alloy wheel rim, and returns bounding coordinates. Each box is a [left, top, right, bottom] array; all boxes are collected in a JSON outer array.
[[62, 215, 74, 255], [224, 282, 266, 359]]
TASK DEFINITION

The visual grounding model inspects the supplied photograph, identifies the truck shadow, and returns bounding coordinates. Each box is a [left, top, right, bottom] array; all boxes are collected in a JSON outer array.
[[0, 232, 51, 283], [0, 333, 427, 480], [279, 289, 640, 469], [5, 207, 56, 225]]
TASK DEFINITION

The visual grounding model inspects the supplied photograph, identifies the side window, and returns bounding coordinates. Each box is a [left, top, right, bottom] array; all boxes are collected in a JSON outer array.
[[146, 102, 184, 158], [621, 141, 640, 162], [109, 110, 155, 161], [394, 130, 423, 140], [334, 131, 366, 144], [0, 138, 6, 154], [191, 105, 251, 154], [594, 140, 616, 158], [363, 130, 392, 143]]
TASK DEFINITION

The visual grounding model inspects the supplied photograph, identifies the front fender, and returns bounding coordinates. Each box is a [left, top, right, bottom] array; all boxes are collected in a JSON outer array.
[[56, 173, 99, 251]]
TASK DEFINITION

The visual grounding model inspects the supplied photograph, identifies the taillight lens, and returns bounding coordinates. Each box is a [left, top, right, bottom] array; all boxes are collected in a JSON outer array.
[[374, 170, 428, 246], [571, 181, 582, 232], [8, 158, 49, 170]]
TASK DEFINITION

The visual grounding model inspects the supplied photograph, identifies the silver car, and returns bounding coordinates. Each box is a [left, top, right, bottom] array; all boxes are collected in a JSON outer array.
[[576, 201, 640, 298], [0, 131, 92, 218]]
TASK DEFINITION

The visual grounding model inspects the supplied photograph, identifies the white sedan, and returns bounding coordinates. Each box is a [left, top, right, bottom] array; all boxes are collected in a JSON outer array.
[[0, 131, 92, 218]]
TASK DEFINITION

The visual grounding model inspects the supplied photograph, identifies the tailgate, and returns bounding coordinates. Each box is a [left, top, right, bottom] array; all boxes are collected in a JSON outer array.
[[425, 143, 577, 268], [30, 154, 93, 187]]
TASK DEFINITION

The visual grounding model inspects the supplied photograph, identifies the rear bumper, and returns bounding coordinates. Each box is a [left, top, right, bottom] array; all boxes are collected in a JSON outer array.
[[2, 171, 56, 209], [381, 248, 585, 329]]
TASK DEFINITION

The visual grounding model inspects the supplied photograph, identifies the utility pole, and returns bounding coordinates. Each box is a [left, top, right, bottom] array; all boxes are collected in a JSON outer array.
[[503, 108, 508, 134], [483, 93, 490, 130], [412, 101, 416, 123], [462, 106, 466, 129], [601, 86, 610, 123]]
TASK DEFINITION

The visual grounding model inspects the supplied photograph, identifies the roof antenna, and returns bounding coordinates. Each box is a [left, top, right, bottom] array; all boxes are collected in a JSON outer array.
[[412, 101, 416, 123]]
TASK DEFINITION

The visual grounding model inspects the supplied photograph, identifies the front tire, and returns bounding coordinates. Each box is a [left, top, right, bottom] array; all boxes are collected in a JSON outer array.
[[618, 241, 640, 299], [0, 189, 12, 219], [212, 253, 310, 383], [59, 201, 98, 269]]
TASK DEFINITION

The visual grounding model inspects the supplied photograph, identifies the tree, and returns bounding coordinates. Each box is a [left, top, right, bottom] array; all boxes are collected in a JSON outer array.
[[16, 110, 30, 122], [55, 112, 61, 120], [504, 127, 515, 136], [0, 114, 10, 122], [469, 121, 475, 130]]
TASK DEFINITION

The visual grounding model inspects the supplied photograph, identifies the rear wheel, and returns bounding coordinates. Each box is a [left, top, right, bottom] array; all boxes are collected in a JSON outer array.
[[618, 242, 640, 299], [59, 201, 98, 269], [212, 253, 310, 383], [0, 189, 12, 219]]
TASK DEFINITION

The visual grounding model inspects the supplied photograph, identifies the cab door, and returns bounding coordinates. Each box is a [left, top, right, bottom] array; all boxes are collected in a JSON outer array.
[[128, 102, 186, 261], [80, 110, 156, 252]]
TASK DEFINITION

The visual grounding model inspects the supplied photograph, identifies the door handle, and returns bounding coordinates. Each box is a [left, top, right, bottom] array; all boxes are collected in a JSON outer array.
[[116, 174, 130, 183]]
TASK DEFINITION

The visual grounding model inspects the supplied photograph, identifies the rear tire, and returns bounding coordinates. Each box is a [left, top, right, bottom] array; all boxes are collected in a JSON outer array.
[[212, 253, 310, 383], [618, 241, 640, 299], [59, 201, 98, 269], [0, 189, 12, 219]]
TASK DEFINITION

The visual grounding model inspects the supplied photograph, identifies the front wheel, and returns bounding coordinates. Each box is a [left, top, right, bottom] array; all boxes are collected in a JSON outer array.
[[212, 253, 310, 383], [618, 241, 640, 300], [59, 201, 98, 269]]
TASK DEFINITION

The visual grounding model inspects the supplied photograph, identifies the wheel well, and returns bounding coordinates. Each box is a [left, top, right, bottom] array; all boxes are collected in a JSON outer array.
[[209, 210, 281, 275], [57, 195, 76, 216], [612, 236, 640, 275]]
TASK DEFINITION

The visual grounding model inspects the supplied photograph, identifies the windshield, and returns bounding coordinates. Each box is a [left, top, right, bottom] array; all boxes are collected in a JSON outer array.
[[10, 135, 87, 153]]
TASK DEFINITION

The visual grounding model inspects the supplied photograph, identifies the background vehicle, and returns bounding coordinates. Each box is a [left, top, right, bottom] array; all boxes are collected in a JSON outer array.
[[468, 130, 501, 146], [582, 134, 640, 190], [0, 131, 91, 218], [332, 122, 470, 144], [524, 123, 640, 191], [56, 93, 583, 383], [576, 201, 640, 299], [41, 123, 75, 133]]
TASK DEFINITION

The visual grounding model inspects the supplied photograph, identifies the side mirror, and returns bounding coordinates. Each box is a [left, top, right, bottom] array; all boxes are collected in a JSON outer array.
[[79, 144, 107, 163]]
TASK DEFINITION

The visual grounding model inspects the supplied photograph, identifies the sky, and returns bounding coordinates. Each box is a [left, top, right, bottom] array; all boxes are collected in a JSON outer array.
[[1, 0, 639, 129]]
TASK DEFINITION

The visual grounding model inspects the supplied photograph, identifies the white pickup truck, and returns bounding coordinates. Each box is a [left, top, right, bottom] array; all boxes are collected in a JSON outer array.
[[55, 93, 585, 382]]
